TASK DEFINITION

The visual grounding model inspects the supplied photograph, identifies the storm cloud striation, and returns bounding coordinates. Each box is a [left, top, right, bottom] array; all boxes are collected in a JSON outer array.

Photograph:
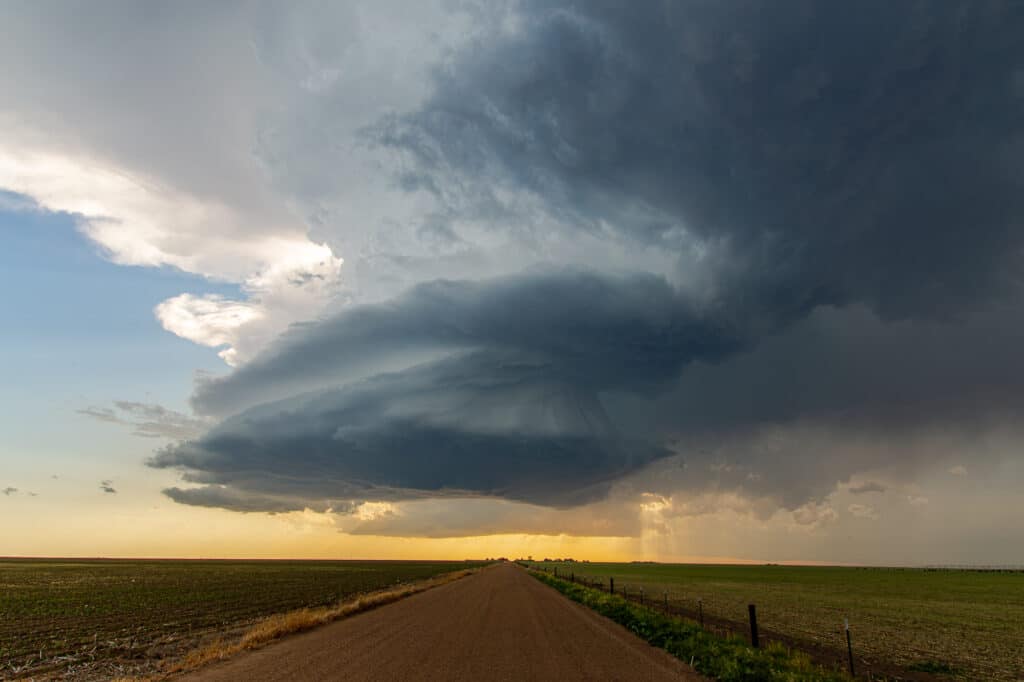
[[157, 270, 733, 506]]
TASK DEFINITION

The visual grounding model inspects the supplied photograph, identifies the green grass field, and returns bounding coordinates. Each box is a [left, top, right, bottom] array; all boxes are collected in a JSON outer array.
[[527, 561, 1024, 680], [0, 558, 486, 680]]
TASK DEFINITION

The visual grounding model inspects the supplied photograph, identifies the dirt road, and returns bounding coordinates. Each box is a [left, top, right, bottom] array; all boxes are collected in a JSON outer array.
[[184, 562, 704, 681]]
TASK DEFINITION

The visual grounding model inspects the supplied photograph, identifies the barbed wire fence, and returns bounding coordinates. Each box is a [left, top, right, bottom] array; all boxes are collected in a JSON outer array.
[[524, 563, 1016, 681]]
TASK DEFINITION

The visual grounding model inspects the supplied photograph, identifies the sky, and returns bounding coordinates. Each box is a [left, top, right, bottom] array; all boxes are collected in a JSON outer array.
[[1, 0, 1022, 565]]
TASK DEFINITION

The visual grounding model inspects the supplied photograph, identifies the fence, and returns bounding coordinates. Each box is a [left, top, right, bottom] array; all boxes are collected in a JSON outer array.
[[524, 563, 1014, 681]]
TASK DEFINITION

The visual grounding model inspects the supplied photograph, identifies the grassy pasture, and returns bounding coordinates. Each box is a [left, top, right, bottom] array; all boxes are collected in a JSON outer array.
[[529, 561, 1024, 680], [0, 558, 486, 680], [531, 569, 848, 682]]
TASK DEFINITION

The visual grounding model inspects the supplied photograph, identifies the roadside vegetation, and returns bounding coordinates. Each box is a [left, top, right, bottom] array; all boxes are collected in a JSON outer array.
[[165, 568, 476, 677], [0, 558, 486, 680], [531, 570, 848, 681], [527, 561, 1023, 680]]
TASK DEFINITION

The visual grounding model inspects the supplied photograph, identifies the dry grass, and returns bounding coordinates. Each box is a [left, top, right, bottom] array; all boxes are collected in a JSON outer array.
[[160, 568, 476, 677]]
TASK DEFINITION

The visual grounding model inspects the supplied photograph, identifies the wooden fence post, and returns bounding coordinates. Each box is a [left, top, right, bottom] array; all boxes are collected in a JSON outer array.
[[610, 577, 614, 594], [748, 604, 759, 648], [845, 619, 855, 676]]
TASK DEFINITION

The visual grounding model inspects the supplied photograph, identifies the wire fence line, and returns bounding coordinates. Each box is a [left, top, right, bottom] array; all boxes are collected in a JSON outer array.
[[525, 563, 1015, 680]]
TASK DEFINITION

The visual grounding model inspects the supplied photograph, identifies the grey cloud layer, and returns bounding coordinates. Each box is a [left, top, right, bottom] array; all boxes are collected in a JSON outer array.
[[156, 1, 1024, 520], [163, 485, 356, 515]]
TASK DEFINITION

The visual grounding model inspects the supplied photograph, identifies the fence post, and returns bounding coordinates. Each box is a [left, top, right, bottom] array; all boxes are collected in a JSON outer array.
[[610, 577, 614, 594], [571, 571, 575, 583], [748, 604, 759, 648], [845, 619, 855, 676]]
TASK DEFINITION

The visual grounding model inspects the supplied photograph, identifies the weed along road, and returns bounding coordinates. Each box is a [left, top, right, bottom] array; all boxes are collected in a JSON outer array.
[[184, 562, 705, 681]]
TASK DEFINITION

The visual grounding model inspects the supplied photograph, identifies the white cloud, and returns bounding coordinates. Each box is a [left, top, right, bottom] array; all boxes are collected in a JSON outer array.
[[0, 144, 344, 365], [847, 503, 879, 520], [353, 501, 398, 522], [948, 464, 968, 476], [152, 236, 343, 365], [791, 501, 838, 528], [0, 3, 419, 365], [155, 295, 263, 365]]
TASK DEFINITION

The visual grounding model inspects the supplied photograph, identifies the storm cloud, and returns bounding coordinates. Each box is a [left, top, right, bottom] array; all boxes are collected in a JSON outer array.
[[191, 269, 742, 417], [152, 1, 1024, 520], [380, 0, 1024, 323], [159, 283, 687, 506]]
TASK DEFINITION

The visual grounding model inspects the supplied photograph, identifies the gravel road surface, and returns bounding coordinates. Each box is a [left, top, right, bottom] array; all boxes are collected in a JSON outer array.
[[183, 562, 705, 681]]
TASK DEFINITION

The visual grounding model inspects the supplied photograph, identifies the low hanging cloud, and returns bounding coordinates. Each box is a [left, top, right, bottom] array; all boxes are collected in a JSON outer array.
[[339, 496, 640, 538], [159, 284, 1024, 517], [162, 485, 357, 515], [157, 292, 689, 507]]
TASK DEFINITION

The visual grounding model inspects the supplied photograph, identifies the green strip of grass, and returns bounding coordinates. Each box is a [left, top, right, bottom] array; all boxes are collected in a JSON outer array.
[[530, 570, 849, 682], [908, 660, 958, 675]]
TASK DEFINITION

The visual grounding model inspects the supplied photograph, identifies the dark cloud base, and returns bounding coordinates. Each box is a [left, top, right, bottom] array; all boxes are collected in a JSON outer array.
[[157, 340, 672, 507]]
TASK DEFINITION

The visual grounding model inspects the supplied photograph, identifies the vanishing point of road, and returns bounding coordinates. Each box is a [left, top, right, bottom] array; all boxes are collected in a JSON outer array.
[[185, 562, 705, 681]]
